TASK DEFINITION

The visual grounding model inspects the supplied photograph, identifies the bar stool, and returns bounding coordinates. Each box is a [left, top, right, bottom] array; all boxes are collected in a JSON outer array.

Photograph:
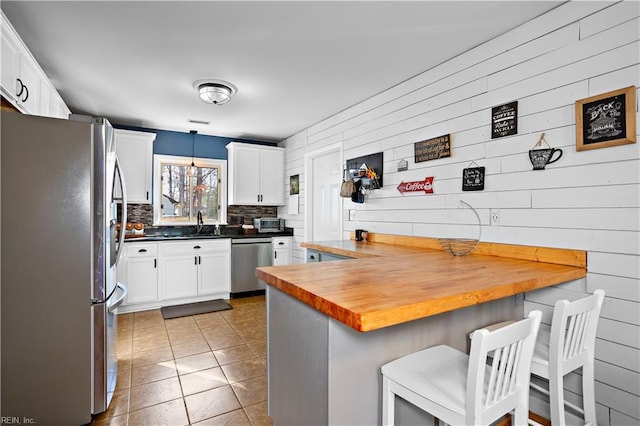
[[531, 290, 605, 426], [381, 310, 542, 426], [480, 290, 605, 426]]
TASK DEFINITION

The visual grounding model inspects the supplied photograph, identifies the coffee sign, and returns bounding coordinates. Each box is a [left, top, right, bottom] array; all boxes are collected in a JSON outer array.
[[492, 101, 518, 139], [414, 134, 451, 163], [397, 177, 434, 194]]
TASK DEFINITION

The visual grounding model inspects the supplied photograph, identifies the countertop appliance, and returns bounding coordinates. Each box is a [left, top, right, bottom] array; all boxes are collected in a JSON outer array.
[[1, 112, 128, 424], [254, 217, 285, 233], [231, 237, 272, 297]]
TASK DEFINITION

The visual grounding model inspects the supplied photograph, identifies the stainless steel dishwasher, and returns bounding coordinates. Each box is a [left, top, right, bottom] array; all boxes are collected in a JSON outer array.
[[231, 237, 273, 297]]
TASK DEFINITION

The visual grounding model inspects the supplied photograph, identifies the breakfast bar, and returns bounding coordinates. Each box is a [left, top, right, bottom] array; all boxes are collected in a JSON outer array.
[[256, 234, 587, 425]]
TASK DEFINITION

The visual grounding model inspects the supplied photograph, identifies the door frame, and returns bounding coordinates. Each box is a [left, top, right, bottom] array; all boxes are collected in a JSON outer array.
[[304, 142, 343, 242]]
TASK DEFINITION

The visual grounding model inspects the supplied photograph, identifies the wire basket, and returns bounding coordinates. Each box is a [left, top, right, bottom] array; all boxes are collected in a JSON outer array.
[[438, 238, 479, 256], [438, 200, 482, 256]]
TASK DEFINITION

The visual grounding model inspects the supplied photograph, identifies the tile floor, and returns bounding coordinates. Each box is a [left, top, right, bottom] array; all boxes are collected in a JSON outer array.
[[91, 296, 271, 426]]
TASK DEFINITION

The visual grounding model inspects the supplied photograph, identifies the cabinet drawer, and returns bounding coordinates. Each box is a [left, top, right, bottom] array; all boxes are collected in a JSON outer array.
[[272, 237, 291, 248], [125, 243, 158, 257], [160, 239, 230, 255]]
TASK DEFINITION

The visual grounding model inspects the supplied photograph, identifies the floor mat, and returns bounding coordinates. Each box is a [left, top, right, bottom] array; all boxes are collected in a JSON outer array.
[[160, 299, 232, 319]]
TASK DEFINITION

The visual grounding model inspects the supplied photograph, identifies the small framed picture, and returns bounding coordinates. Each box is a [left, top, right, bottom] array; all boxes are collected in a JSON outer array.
[[289, 174, 299, 195], [576, 86, 636, 151]]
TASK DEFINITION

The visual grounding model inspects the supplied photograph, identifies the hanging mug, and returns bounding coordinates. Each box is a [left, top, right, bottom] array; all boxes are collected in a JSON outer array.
[[529, 148, 563, 170]]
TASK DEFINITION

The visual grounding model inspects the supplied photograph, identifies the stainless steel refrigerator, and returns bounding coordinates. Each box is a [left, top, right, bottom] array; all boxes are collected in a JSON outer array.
[[1, 112, 128, 424]]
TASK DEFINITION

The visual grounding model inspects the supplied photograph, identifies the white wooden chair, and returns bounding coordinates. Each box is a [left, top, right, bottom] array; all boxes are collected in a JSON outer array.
[[381, 310, 542, 426], [530, 289, 605, 426], [478, 290, 605, 426]]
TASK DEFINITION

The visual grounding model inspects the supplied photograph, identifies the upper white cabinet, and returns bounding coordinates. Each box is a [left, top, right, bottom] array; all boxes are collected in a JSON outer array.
[[227, 142, 285, 205], [114, 129, 156, 204], [0, 11, 70, 118]]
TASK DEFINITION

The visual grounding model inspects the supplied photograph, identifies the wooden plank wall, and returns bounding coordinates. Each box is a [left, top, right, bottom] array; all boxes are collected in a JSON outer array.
[[277, 2, 640, 424]]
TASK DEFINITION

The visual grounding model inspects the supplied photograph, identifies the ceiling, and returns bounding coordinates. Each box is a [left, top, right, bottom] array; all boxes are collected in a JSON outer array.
[[2, 1, 563, 142]]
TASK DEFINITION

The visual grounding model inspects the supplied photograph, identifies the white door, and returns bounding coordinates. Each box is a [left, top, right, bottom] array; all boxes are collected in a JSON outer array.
[[310, 149, 342, 241]]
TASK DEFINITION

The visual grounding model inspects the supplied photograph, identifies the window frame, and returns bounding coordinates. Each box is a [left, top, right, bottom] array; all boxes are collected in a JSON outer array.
[[153, 154, 227, 226]]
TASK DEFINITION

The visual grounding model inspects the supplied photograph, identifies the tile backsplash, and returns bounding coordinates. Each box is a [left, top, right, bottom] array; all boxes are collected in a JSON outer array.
[[125, 203, 277, 227]]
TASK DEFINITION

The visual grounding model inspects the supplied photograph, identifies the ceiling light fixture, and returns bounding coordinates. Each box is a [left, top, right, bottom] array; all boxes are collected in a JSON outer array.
[[193, 79, 238, 105]]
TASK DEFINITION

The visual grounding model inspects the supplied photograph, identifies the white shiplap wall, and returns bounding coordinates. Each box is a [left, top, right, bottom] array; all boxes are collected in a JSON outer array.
[[277, 1, 640, 424]]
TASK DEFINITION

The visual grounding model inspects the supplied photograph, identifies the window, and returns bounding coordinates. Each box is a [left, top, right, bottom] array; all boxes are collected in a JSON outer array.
[[153, 155, 227, 225]]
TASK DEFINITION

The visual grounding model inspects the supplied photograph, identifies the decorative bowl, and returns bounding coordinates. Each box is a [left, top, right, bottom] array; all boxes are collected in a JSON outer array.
[[438, 238, 479, 256]]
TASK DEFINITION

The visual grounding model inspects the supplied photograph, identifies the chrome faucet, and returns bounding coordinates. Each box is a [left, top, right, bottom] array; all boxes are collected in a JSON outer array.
[[196, 211, 204, 234]]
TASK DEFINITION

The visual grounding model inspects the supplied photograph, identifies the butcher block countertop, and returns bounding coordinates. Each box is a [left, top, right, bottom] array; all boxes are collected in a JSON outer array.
[[256, 233, 587, 332]]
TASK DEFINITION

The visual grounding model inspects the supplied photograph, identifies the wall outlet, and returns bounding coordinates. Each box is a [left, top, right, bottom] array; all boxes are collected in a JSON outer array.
[[349, 209, 356, 221], [491, 210, 500, 226]]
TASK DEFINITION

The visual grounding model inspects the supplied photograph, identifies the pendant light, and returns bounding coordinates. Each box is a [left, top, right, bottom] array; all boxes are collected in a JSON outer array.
[[188, 130, 197, 177]]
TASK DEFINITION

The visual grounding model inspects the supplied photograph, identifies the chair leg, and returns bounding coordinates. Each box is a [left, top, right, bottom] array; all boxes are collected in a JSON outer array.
[[582, 361, 597, 425], [512, 405, 529, 426], [549, 374, 566, 426], [382, 376, 395, 426]]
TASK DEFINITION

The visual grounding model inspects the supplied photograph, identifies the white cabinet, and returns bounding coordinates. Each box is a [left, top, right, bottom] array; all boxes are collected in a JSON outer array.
[[119, 242, 159, 306], [118, 238, 231, 313], [159, 239, 231, 301], [0, 11, 70, 118], [227, 142, 285, 205], [272, 236, 292, 266], [114, 129, 156, 204]]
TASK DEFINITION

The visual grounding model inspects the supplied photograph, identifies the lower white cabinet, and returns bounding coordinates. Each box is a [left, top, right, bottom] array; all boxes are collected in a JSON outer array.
[[118, 238, 231, 313], [272, 236, 292, 266], [120, 242, 158, 305]]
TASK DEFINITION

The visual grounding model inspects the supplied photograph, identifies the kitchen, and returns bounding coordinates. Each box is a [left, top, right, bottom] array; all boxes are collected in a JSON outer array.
[[1, 1, 639, 426]]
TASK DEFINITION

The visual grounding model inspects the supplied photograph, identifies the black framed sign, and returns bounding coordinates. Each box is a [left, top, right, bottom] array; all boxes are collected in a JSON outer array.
[[492, 101, 518, 139], [576, 86, 637, 151], [414, 134, 451, 163], [462, 166, 485, 191]]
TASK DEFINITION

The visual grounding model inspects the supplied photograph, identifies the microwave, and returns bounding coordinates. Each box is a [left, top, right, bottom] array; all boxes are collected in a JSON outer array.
[[254, 217, 285, 233]]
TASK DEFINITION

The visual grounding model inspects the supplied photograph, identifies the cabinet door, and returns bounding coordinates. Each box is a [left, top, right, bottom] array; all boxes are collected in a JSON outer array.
[[126, 257, 158, 304], [160, 254, 198, 300], [16, 52, 40, 114], [229, 145, 261, 205], [198, 251, 231, 295], [0, 23, 20, 105], [259, 148, 285, 205], [272, 237, 292, 266], [115, 129, 155, 204]]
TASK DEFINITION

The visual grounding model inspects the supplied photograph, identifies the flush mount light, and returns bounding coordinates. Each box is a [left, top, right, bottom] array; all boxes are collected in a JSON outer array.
[[193, 79, 237, 105]]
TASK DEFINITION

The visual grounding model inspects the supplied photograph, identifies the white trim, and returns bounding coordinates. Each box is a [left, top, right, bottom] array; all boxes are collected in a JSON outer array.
[[153, 154, 227, 226], [304, 142, 343, 243]]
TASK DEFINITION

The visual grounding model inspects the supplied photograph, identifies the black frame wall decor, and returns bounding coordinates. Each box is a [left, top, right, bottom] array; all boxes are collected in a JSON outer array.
[[414, 134, 452, 163], [346, 152, 383, 190], [491, 101, 518, 139], [462, 163, 485, 191], [576, 86, 637, 151]]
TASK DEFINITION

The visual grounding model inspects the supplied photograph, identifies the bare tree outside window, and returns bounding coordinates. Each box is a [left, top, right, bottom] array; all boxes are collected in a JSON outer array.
[[160, 162, 220, 223]]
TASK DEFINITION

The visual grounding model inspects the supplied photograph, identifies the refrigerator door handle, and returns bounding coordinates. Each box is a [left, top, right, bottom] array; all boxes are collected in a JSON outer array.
[[114, 155, 127, 266], [108, 283, 128, 313]]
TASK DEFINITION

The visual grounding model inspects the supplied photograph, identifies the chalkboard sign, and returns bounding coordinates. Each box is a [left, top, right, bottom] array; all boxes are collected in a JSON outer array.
[[414, 134, 451, 163], [576, 86, 637, 151], [462, 166, 485, 191], [492, 101, 518, 139]]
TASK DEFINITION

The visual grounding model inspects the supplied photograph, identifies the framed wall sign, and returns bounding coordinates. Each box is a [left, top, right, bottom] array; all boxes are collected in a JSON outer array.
[[462, 166, 485, 191], [492, 101, 518, 139], [576, 86, 637, 151], [414, 134, 451, 163], [289, 174, 299, 195]]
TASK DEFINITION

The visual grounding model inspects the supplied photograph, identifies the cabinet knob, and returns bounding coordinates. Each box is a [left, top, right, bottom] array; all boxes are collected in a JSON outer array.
[[138, 249, 147, 253], [278, 242, 284, 245], [193, 245, 201, 249]]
